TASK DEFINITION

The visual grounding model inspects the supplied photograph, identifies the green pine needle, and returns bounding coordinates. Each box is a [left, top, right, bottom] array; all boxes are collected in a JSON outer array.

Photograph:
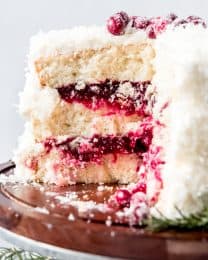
[[146, 207, 208, 232], [0, 248, 52, 260]]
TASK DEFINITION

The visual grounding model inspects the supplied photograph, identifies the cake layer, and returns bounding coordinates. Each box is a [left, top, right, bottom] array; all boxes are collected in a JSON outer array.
[[29, 27, 154, 87], [35, 44, 154, 87], [32, 103, 144, 140], [15, 131, 153, 185], [20, 76, 155, 140], [17, 153, 140, 185]]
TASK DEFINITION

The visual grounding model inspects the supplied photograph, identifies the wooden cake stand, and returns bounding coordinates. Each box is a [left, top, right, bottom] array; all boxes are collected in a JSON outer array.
[[0, 161, 208, 259]]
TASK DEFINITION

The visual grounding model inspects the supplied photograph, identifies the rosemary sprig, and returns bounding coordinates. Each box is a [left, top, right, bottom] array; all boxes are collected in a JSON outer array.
[[0, 247, 51, 260], [147, 207, 208, 232]]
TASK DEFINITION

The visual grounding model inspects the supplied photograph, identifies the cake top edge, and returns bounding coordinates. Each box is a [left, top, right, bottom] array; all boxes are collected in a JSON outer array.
[[29, 12, 207, 60], [29, 25, 148, 60]]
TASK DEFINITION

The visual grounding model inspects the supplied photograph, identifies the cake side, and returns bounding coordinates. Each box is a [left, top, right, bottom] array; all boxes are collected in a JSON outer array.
[[152, 26, 208, 218]]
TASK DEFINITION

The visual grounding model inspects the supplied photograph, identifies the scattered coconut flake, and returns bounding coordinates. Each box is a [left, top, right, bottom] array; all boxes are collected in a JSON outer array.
[[50, 202, 55, 208], [0, 173, 24, 184], [97, 185, 105, 191], [45, 223, 53, 229], [39, 186, 45, 192], [110, 231, 116, 237], [35, 207, 49, 214], [45, 191, 58, 196], [89, 213, 94, 218], [70, 200, 106, 213], [68, 213, 75, 221], [105, 216, 112, 227], [83, 194, 89, 200]]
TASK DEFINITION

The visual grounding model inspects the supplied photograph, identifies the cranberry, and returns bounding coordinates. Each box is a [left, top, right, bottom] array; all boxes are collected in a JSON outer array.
[[132, 16, 150, 29], [151, 17, 169, 33], [187, 15, 207, 28], [107, 11, 129, 35], [174, 19, 188, 27], [187, 15, 202, 23], [146, 25, 156, 39], [166, 13, 178, 22], [43, 138, 56, 153], [115, 189, 131, 206], [133, 182, 147, 193]]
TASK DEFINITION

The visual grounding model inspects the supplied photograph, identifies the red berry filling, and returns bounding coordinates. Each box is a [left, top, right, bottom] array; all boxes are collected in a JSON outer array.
[[57, 80, 154, 116], [43, 125, 153, 164]]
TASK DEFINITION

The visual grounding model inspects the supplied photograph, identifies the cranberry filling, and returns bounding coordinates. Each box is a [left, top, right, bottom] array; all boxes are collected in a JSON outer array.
[[57, 80, 153, 116], [43, 128, 153, 163]]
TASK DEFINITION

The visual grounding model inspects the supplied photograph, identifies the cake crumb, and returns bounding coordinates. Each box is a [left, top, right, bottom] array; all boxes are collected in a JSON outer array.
[[110, 231, 116, 237], [105, 216, 112, 227], [35, 207, 49, 214], [68, 213, 75, 221], [97, 185, 105, 191]]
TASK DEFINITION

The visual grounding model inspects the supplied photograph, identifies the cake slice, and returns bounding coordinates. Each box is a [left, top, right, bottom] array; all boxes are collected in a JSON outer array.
[[15, 14, 156, 186], [14, 12, 208, 221]]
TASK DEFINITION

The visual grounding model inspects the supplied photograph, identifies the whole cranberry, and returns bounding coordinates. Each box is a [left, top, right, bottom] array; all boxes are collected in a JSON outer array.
[[115, 189, 131, 206], [132, 16, 150, 29], [146, 25, 156, 39], [166, 13, 178, 22], [107, 11, 129, 35]]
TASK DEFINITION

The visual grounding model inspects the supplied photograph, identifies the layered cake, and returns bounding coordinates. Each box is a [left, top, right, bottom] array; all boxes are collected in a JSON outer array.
[[14, 12, 208, 221]]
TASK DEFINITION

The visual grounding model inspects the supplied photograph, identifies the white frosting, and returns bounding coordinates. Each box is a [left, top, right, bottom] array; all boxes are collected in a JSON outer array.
[[29, 26, 148, 60], [13, 123, 43, 181], [153, 26, 208, 218], [19, 72, 59, 121]]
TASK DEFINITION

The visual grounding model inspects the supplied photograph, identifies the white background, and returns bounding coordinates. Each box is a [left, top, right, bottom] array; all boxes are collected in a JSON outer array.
[[0, 0, 207, 248]]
